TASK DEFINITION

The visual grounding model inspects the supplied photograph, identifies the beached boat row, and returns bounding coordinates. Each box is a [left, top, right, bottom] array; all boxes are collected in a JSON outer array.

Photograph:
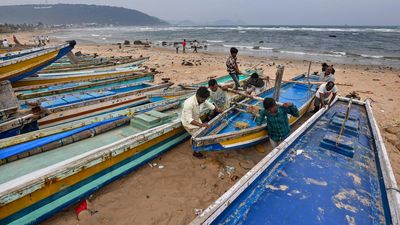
[[0, 43, 398, 225]]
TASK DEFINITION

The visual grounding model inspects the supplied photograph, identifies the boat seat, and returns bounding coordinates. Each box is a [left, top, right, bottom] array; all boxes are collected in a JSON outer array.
[[329, 112, 360, 136], [130, 110, 176, 130], [62, 96, 81, 104], [41, 98, 68, 108], [319, 132, 355, 157], [87, 91, 114, 98]]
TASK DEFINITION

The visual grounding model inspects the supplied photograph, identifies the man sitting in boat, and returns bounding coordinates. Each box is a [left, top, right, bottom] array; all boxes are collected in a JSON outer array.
[[208, 79, 229, 111], [243, 72, 266, 95], [313, 81, 337, 112], [255, 98, 299, 148], [226, 47, 242, 90], [181, 87, 222, 158], [319, 65, 335, 82]]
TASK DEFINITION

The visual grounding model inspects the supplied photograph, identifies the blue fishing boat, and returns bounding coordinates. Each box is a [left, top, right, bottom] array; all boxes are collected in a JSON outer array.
[[190, 97, 400, 225], [192, 74, 319, 151]]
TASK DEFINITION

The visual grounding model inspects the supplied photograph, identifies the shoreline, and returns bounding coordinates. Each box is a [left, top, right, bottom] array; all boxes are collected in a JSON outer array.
[[3, 30, 400, 225]]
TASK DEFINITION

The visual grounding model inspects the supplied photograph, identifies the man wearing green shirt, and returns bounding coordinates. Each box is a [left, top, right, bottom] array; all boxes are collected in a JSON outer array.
[[256, 98, 299, 148]]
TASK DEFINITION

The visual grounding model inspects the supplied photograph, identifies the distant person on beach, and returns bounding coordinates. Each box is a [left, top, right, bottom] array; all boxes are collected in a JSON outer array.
[[46, 36, 50, 43], [243, 72, 267, 95], [255, 98, 299, 148], [40, 36, 46, 46], [208, 79, 229, 111], [182, 39, 187, 53], [181, 87, 222, 158], [2, 39, 9, 48], [319, 66, 335, 82], [226, 47, 242, 90], [193, 40, 199, 53], [174, 42, 179, 53], [313, 81, 337, 112]]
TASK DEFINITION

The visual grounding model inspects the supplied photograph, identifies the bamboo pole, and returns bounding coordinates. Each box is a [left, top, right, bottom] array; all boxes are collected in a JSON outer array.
[[336, 98, 353, 146], [273, 65, 285, 101], [266, 78, 352, 86]]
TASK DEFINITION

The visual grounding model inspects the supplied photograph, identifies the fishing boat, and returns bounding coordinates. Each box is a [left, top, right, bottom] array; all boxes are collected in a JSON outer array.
[[15, 73, 153, 100], [41, 56, 149, 73], [0, 94, 199, 225], [192, 74, 319, 151], [0, 41, 76, 83], [13, 65, 145, 87], [0, 79, 172, 137], [190, 97, 400, 225]]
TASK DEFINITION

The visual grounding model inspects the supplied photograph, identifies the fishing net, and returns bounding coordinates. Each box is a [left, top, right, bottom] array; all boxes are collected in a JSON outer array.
[[235, 121, 250, 129]]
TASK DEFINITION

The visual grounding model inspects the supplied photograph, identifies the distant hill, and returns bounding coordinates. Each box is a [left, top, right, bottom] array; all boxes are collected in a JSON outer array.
[[0, 4, 167, 26]]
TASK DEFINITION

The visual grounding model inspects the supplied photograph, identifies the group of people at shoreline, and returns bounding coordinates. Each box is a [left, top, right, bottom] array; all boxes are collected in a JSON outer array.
[[32, 35, 50, 46], [181, 47, 337, 158], [174, 39, 205, 54]]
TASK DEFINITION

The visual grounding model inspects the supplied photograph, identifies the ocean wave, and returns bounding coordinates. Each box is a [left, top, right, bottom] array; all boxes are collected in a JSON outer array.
[[278, 50, 343, 57], [360, 54, 384, 59], [331, 51, 347, 56], [206, 40, 224, 43], [223, 44, 273, 51]]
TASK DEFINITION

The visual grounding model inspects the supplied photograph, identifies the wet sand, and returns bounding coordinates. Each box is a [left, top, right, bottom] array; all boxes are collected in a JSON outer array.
[[4, 32, 400, 225]]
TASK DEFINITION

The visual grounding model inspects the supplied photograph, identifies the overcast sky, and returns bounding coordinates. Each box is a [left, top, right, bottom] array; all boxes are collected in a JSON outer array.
[[0, 0, 399, 26]]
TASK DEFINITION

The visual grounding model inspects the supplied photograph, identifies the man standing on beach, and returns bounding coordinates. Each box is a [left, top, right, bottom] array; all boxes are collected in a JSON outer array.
[[255, 98, 299, 148], [226, 47, 242, 90], [182, 39, 187, 53], [313, 81, 337, 112], [181, 87, 222, 158], [193, 40, 199, 53]]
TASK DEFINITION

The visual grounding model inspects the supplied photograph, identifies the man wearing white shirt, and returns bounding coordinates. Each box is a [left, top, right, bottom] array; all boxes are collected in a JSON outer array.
[[313, 81, 337, 112], [181, 87, 222, 158]]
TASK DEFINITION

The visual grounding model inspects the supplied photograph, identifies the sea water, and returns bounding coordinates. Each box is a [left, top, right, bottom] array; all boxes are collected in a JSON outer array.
[[53, 25, 400, 68]]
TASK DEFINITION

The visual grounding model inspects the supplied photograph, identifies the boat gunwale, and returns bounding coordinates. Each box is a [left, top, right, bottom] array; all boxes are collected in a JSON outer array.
[[365, 99, 400, 224]]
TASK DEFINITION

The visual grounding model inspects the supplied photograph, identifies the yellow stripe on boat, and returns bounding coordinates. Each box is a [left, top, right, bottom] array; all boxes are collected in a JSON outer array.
[[0, 51, 59, 81]]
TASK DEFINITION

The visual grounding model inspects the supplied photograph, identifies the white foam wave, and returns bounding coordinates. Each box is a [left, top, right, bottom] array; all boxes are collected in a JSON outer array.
[[206, 40, 224, 43], [360, 54, 384, 59]]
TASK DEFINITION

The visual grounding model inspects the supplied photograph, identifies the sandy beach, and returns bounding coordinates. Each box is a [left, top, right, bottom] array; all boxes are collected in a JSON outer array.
[[4, 31, 400, 225]]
